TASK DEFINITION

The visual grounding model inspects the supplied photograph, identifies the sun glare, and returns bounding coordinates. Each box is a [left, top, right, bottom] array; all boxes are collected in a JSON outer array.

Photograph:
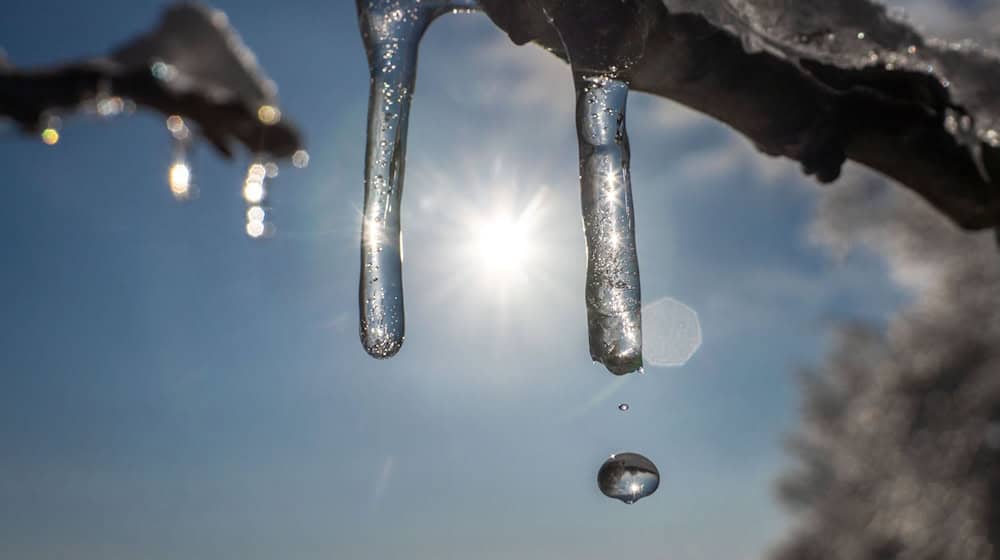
[[459, 187, 550, 288], [475, 215, 532, 273]]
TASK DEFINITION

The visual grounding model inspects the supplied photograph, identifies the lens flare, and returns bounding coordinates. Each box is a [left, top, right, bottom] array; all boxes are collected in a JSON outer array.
[[40, 128, 60, 145]]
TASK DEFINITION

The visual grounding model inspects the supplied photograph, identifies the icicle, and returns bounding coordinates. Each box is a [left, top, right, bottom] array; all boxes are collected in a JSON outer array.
[[356, 0, 478, 359], [243, 162, 270, 238], [166, 115, 194, 200], [242, 160, 278, 239], [574, 73, 642, 375]]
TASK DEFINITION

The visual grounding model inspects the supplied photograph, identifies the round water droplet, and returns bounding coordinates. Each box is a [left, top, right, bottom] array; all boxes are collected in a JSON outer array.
[[598, 452, 659, 504], [618, 403, 629, 412]]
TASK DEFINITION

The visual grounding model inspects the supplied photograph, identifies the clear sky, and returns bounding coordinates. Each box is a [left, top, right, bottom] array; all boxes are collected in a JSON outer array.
[[3, 1, 974, 559]]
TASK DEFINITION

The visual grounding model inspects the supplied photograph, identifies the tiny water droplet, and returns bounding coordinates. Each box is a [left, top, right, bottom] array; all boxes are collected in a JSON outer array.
[[618, 403, 629, 412], [40, 127, 60, 146], [291, 149, 310, 168], [598, 452, 659, 504]]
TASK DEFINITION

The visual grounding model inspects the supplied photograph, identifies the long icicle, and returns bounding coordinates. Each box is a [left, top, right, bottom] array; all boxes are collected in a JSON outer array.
[[574, 73, 642, 375], [356, 0, 478, 358]]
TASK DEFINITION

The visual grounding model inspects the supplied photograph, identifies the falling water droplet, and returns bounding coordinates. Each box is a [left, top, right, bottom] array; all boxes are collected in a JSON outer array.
[[243, 162, 272, 238], [40, 127, 60, 146], [574, 73, 643, 376], [243, 163, 267, 204], [597, 452, 659, 504], [618, 403, 629, 412], [39, 115, 61, 146], [168, 160, 191, 198], [166, 116, 194, 201], [356, 0, 479, 359], [291, 149, 310, 168]]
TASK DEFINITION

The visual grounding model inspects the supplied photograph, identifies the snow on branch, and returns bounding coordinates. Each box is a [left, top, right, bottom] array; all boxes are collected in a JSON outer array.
[[0, 3, 302, 160], [480, 0, 1000, 230]]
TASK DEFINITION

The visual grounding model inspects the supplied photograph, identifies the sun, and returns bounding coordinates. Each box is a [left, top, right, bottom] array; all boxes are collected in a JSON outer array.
[[474, 213, 533, 274], [409, 166, 570, 327], [457, 188, 549, 288]]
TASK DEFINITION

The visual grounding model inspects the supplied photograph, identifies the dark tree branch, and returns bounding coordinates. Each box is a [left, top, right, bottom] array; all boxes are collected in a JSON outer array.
[[479, 0, 1000, 230], [0, 3, 302, 160]]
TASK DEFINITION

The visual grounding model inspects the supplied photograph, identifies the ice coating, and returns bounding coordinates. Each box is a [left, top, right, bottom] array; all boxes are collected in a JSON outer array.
[[663, 0, 1000, 146], [356, 0, 478, 358], [574, 73, 642, 375]]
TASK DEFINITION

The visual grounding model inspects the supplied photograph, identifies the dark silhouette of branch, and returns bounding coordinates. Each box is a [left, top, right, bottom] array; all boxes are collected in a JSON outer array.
[[479, 0, 1000, 230], [0, 2, 302, 160]]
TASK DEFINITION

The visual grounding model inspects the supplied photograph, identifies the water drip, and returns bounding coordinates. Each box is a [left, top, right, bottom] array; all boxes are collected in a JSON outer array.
[[597, 452, 660, 504], [243, 162, 270, 238], [166, 115, 194, 200]]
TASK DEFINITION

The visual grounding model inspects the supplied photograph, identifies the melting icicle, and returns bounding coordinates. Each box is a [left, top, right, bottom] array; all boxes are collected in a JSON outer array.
[[93, 79, 125, 118], [291, 149, 310, 168], [168, 159, 191, 199], [243, 160, 279, 239], [597, 452, 660, 504], [574, 73, 643, 375], [166, 115, 194, 200], [243, 162, 271, 238], [356, 0, 478, 359]]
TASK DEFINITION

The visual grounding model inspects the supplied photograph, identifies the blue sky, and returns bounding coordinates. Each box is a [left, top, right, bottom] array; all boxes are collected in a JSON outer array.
[[0, 1, 959, 559]]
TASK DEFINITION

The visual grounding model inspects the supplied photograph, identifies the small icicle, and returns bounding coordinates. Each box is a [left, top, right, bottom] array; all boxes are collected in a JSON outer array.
[[243, 161, 269, 238], [574, 73, 642, 375], [355, 0, 478, 359], [166, 115, 194, 200], [243, 160, 278, 239]]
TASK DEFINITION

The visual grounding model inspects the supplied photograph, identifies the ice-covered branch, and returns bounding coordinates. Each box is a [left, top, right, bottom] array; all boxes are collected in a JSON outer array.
[[479, 0, 1000, 230], [0, 3, 302, 160]]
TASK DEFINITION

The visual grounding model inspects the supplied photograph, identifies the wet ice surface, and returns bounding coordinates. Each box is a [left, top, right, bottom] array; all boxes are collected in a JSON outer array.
[[354, 1, 646, 373], [575, 74, 643, 375], [664, 0, 1000, 147], [597, 452, 660, 504], [356, 0, 478, 358]]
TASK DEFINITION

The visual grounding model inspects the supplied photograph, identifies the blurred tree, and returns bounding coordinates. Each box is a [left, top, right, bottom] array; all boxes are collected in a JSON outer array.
[[773, 174, 1000, 560]]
